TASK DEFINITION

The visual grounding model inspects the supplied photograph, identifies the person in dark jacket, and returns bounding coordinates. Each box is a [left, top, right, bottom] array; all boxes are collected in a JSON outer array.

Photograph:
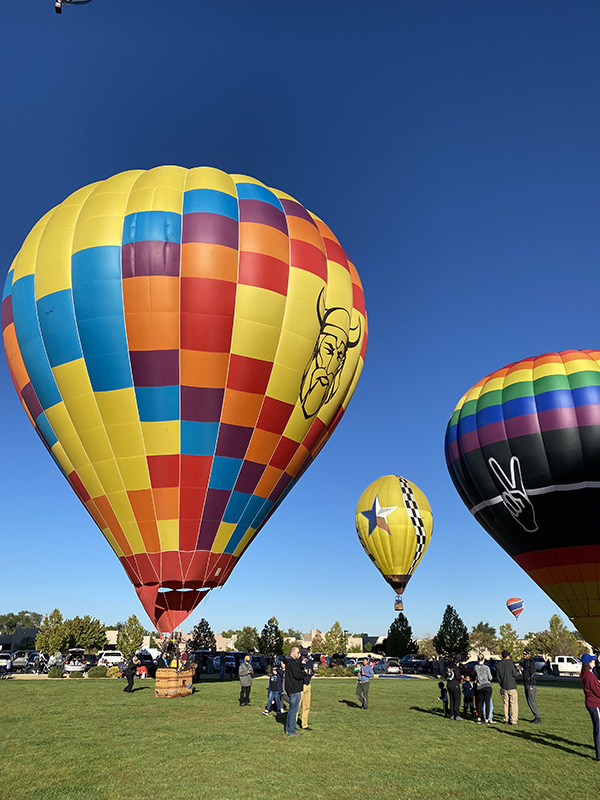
[[580, 652, 600, 761], [496, 650, 520, 725], [238, 655, 253, 706], [284, 646, 304, 736], [521, 649, 541, 723], [297, 649, 315, 730], [263, 664, 282, 715], [445, 658, 463, 720], [123, 654, 140, 693]]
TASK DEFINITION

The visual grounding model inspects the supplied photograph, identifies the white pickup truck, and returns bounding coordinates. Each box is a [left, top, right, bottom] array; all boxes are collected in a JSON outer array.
[[548, 656, 582, 676]]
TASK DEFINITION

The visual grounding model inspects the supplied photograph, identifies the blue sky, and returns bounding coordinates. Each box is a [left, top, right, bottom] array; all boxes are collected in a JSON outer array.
[[1, 1, 599, 640]]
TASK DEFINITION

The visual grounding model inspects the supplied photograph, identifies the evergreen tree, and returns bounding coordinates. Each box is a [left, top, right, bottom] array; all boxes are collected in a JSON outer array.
[[235, 626, 259, 652], [497, 622, 520, 660], [117, 615, 145, 658], [311, 633, 325, 652], [188, 618, 216, 651], [432, 605, 470, 660], [258, 617, 284, 656], [470, 621, 497, 654], [36, 609, 70, 654], [323, 621, 347, 655], [385, 613, 418, 657]]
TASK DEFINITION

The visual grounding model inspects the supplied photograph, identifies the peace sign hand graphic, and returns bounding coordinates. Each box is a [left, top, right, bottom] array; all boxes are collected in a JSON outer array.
[[488, 456, 538, 532]]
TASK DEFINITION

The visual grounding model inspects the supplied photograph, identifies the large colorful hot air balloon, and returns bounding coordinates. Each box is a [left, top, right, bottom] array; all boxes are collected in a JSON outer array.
[[506, 597, 524, 620], [355, 475, 433, 610], [445, 350, 600, 648], [2, 166, 367, 632]]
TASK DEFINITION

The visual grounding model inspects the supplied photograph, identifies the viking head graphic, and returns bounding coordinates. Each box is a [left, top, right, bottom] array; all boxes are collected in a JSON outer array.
[[299, 289, 361, 419]]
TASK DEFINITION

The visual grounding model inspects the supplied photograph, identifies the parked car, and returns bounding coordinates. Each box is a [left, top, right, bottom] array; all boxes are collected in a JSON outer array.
[[399, 654, 428, 673], [63, 648, 87, 673], [10, 650, 33, 673], [97, 650, 124, 666], [136, 652, 157, 678], [373, 659, 388, 674], [0, 652, 12, 672], [25, 651, 49, 673], [329, 653, 347, 667], [386, 658, 402, 674], [549, 656, 582, 676], [532, 655, 551, 674], [84, 654, 98, 671], [251, 655, 266, 674]]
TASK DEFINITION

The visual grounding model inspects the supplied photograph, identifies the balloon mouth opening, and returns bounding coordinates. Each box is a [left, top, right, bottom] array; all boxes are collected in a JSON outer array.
[[135, 583, 209, 633], [386, 574, 409, 594]]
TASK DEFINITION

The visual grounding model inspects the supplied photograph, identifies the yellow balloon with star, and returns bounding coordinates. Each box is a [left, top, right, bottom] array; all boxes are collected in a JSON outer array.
[[355, 475, 433, 610]]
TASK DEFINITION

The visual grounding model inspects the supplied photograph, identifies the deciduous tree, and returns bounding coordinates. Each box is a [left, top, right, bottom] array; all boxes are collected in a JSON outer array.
[[323, 622, 347, 655], [470, 621, 497, 654], [235, 626, 259, 652], [0, 611, 43, 635], [36, 609, 69, 654], [311, 633, 325, 652], [117, 615, 145, 658], [64, 616, 107, 651], [497, 623, 520, 660], [528, 615, 580, 657], [433, 606, 470, 660]]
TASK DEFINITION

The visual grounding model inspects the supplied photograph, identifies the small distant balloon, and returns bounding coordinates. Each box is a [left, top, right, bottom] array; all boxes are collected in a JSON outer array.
[[506, 597, 524, 620], [55, 0, 93, 14], [355, 475, 433, 611]]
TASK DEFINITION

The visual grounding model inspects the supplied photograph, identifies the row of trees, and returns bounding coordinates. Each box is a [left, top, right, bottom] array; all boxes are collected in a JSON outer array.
[[204, 618, 350, 656], [34, 610, 149, 659]]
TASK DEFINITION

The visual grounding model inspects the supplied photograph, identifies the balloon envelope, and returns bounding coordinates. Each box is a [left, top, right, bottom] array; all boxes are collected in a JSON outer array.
[[445, 350, 600, 647], [355, 475, 433, 601], [506, 597, 524, 620], [3, 166, 367, 631]]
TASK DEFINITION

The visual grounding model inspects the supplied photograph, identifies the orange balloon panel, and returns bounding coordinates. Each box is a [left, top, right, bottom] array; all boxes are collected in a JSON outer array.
[[2, 166, 368, 631]]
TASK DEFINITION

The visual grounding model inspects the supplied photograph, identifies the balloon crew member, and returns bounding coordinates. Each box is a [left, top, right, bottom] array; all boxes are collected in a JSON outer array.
[[445, 659, 463, 720], [496, 650, 520, 725], [521, 649, 541, 724], [263, 664, 282, 716], [238, 655, 253, 706], [284, 647, 305, 736], [437, 682, 449, 717], [580, 653, 600, 761], [297, 649, 315, 730], [123, 655, 140, 694], [356, 656, 375, 710], [461, 674, 476, 719]]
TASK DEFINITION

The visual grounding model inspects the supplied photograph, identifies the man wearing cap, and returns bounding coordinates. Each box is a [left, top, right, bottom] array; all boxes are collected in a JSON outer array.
[[496, 650, 520, 725], [296, 648, 314, 731], [521, 649, 541, 724]]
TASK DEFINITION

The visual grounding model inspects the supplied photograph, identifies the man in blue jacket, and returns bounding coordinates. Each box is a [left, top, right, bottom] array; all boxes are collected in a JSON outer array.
[[356, 657, 375, 709]]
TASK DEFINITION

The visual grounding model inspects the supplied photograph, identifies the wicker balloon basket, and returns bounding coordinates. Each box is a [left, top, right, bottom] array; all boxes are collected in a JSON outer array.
[[154, 667, 194, 698]]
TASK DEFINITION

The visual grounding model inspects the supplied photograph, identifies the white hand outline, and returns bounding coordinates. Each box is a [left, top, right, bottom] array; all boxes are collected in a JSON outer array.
[[488, 456, 538, 532]]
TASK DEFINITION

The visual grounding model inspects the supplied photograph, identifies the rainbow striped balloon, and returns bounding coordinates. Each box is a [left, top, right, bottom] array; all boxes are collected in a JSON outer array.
[[445, 350, 600, 647], [2, 166, 367, 632]]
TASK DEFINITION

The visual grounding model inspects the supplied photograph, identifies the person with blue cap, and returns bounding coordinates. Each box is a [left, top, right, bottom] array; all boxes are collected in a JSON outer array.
[[580, 652, 600, 761]]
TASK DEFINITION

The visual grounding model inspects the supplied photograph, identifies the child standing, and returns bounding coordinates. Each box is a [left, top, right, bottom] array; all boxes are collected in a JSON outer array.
[[263, 664, 282, 715], [462, 674, 476, 718], [438, 681, 450, 717]]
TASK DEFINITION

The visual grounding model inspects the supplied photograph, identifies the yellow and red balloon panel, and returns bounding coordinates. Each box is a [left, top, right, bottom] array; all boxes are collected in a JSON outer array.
[[2, 166, 367, 631]]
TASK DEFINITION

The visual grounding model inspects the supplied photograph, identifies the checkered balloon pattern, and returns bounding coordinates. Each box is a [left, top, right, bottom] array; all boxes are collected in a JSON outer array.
[[2, 166, 367, 632]]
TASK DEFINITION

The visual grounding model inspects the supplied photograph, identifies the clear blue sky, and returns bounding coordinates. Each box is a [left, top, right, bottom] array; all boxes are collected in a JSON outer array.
[[1, 1, 599, 640]]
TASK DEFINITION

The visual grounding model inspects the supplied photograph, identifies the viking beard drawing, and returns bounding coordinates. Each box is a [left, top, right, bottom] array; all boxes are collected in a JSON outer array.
[[299, 289, 361, 419]]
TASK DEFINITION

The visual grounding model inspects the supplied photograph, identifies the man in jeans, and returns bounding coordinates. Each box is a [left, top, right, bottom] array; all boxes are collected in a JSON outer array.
[[284, 646, 305, 736], [356, 657, 375, 709], [496, 650, 520, 725]]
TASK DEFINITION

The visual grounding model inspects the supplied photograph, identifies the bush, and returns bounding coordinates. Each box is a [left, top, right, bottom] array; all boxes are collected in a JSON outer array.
[[48, 666, 64, 679], [87, 665, 108, 678], [326, 666, 356, 677], [106, 665, 121, 679], [69, 670, 84, 679]]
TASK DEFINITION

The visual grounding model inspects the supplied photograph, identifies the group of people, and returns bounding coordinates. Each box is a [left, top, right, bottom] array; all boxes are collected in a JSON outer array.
[[438, 649, 542, 724], [237, 646, 316, 736]]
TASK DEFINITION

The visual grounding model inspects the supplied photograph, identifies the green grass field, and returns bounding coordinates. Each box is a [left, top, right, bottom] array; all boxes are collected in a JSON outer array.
[[1, 675, 597, 799]]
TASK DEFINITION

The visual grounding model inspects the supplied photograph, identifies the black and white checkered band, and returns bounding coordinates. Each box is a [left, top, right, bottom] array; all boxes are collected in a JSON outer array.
[[397, 475, 427, 577]]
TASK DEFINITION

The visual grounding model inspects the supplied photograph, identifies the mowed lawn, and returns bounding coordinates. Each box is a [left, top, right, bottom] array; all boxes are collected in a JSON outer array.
[[1, 675, 597, 799]]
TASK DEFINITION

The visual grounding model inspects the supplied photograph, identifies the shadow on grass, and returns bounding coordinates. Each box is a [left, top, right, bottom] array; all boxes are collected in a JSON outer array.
[[490, 724, 596, 759], [130, 686, 152, 693], [410, 705, 453, 718], [338, 699, 362, 709]]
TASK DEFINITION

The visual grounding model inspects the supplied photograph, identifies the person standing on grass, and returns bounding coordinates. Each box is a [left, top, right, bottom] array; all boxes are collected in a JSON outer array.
[[521, 649, 541, 724], [123, 654, 140, 694], [445, 658, 463, 720], [496, 650, 520, 725], [238, 655, 253, 706], [461, 674, 476, 719], [580, 653, 600, 761], [297, 649, 315, 730], [284, 646, 304, 736], [473, 655, 494, 724], [263, 664, 282, 716], [356, 656, 374, 710]]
